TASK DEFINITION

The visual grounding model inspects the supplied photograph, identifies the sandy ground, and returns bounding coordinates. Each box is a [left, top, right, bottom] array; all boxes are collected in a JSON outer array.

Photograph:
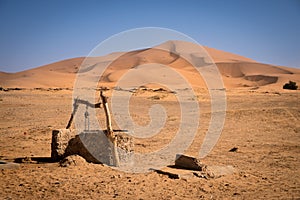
[[0, 87, 299, 199], [0, 40, 299, 199]]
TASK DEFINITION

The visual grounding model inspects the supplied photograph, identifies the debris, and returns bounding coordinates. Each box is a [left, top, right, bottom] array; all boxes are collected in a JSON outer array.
[[0, 160, 19, 169], [59, 155, 87, 167], [151, 169, 180, 179], [206, 165, 236, 178], [193, 171, 211, 179], [153, 165, 236, 180], [20, 157, 37, 164]]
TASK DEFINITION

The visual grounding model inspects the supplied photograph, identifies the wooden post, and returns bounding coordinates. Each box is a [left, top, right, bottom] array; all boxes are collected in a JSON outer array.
[[66, 98, 79, 129], [100, 90, 120, 167]]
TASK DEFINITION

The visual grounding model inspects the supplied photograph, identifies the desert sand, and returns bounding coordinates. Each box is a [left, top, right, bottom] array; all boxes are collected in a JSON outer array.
[[0, 41, 299, 199]]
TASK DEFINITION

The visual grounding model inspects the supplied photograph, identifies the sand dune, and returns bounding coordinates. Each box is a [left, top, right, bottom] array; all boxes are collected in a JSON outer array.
[[216, 62, 294, 77], [215, 62, 299, 88], [0, 41, 299, 90]]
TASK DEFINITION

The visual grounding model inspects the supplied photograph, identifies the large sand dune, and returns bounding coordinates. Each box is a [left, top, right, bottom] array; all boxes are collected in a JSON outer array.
[[0, 41, 299, 90]]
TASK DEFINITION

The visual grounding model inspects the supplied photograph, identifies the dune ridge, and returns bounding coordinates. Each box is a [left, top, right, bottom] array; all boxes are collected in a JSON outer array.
[[0, 41, 299, 90]]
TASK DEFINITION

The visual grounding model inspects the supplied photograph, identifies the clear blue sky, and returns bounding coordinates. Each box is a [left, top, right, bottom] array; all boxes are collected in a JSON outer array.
[[0, 0, 299, 72]]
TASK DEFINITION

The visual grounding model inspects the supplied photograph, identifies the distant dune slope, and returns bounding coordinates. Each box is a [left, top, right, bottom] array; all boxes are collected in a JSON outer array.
[[0, 41, 299, 89]]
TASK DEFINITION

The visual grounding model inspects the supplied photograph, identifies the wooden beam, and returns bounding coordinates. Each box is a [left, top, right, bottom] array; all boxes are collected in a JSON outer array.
[[66, 98, 102, 129], [100, 90, 120, 167]]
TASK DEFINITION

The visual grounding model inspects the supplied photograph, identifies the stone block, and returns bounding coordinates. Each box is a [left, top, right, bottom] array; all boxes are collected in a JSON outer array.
[[51, 129, 134, 165], [51, 129, 74, 161], [175, 154, 206, 171]]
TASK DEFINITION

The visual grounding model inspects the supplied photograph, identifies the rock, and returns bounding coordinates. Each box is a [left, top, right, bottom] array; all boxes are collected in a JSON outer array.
[[115, 132, 134, 152], [175, 154, 206, 171], [115, 132, 134, 163], [229, 147, 238, 152]]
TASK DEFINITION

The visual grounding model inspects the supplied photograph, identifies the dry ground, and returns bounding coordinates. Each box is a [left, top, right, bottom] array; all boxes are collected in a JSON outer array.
[[0, 88, 299, 199]]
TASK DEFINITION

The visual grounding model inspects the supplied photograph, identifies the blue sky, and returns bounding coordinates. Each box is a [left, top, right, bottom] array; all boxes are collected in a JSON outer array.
[[0, 0, 299, 72]]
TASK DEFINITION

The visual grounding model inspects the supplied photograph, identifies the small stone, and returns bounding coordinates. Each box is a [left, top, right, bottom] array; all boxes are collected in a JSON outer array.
[[229, 147, 238, 152]]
